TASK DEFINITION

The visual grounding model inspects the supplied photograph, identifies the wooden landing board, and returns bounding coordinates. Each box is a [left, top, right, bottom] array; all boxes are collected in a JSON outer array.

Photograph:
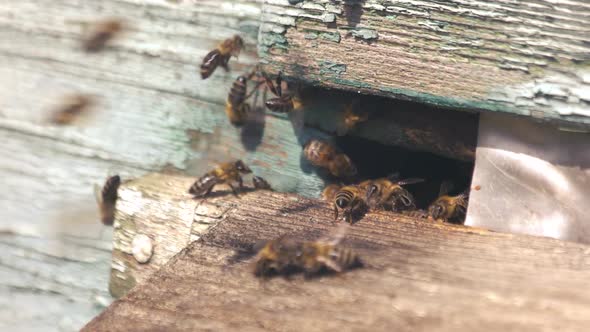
[[259, 0, 590, 129], [89, 185, 590, 331]]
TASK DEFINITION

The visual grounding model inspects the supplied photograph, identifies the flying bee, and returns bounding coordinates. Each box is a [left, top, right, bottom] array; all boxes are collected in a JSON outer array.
[[336, 99, 368, 136], [428, 181, 469, 224], [225, 69, 264, 126], [49, 94, 95, 125], [365, 175, 424, 212], [188, 160, 252, 197], [321, 184, 341, 201], [252, 176, 272, 191], [200, 35, 244, 79], [263, 71, 301, 113], [333, 185, 367, 223], [94, 175, 121, 226], [303, 139, 357, 178], [253, 223, 361, 278], [83, 18, 124, 53]]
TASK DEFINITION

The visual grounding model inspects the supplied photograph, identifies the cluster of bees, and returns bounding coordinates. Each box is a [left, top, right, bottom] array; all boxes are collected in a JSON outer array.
[[89, 32, 469, 278]]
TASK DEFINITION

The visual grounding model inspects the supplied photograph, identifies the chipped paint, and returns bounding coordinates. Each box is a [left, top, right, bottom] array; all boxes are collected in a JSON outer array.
[[319, 61, 347, 76], [350, 29, 379, 40]]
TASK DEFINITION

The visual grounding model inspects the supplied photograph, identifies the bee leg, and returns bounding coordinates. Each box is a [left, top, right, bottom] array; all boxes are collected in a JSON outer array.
[[228, 183, 240, 197], [333, 206, 339, 221], [221, 55, 230, 72]]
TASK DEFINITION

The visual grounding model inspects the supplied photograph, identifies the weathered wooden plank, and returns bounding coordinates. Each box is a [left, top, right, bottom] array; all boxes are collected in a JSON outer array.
[[86, 178, 590, 331], [260, 0, 590, 129]]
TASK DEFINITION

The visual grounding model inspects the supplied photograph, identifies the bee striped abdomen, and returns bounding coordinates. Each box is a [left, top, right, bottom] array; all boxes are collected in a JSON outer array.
[[335, 188, 355, 206], [102, 175, 121, 203], [331, 246, 360, 270], [265, 97, 293, 113], [229, 77, 247, 107], [189, 173, 219, 196], [200, 50, 222, 79]]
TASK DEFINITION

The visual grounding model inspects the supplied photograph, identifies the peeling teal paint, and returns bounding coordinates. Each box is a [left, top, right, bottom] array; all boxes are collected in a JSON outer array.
[[319, 61, 347, 76], [304, 32, 319, 40], [351, 29, 379, 40], [320, 32, 341, 43]]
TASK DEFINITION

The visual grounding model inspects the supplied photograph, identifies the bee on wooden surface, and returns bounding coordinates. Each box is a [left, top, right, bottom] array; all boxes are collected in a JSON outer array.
[[188, 160, 252, 197], [321, 184, 341, 201], [94, 175, 121, 226], [253, 224, 361, 278], [225, 69, 264, 126], [303, 139, 357, 178], [365, 175, 424, 212], [252, 176, 272, 191], [336, 99, 368, 136], [49, 94, 95, 125], [428, 181, 469, 224], [200, 35, 244, 79], [263, 71, 301, 113], [333, 185, 367, 223], [83, 18, 124, 53]]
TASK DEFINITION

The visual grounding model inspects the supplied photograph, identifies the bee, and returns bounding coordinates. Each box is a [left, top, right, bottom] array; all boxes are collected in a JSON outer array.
[[365, 175, 424, 212], [94, 175, 121, 226], [263, 71, 301, 113], [333, 185, 366, 223], [83, 18, 124, 53], [336, 100, 368, 136], [49, 94, 95, 125], [303, 139, 357, 178], [253, 224, 361, 278], [428, 181, 469, 224], [225, 69, 264, 126], [252, 176, 272, 190], [321, 184, 341, 201], [188, 160, 252, 197], [200, 35, 245, 79]]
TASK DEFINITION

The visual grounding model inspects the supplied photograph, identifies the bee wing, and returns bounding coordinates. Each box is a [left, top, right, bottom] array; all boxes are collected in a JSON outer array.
[[318, 222, 350, 246], [396, 178, 425, 186], [386, 172, 401, 182], [439, 180, 454, 196], [315, 255, 343, 273], [94, 183, 103, 205], [261, 72, 280, 97]]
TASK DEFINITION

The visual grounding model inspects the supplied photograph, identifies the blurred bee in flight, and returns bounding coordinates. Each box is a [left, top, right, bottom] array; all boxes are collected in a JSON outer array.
[[94, 175, 121, 226], [253, 223, 361, 278], [333, 185, 367, 224], [336, 99, 368, 136], [428, 181, 469, 224], [49, 94, 96, 125], [303, 139, 357, 178], [365, 174, 424, 212], [252, 176, 273, 191], [201, 35, 244, 79], [83, 18, 125, 53], [262, 71, 302, 114], [188, 160, 252, 197]]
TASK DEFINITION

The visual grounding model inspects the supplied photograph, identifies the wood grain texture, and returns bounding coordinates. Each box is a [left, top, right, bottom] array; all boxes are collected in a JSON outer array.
[[87, 181, 590, 331], [260, 0, 590, 129]]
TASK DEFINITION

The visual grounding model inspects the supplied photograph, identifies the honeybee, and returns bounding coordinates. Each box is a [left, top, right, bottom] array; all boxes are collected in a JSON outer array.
[[49, 94, 95, 125], [303, 139, 357, 178], [253, 224, 361, 278], [428, 181, 469, 224], [336, 100, 368, 136], [83, 18, 124, 53], [252, 176, 272, 190], [94, 175, 121, 226], [333, 185, 366, 223], [263, 71, 301, 113], [321, 184, 341, 201], [365, 175, 424, 212], [188, 160, 252, 197], [225, 69, 264, 126], [201, 35, 244, 79]]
